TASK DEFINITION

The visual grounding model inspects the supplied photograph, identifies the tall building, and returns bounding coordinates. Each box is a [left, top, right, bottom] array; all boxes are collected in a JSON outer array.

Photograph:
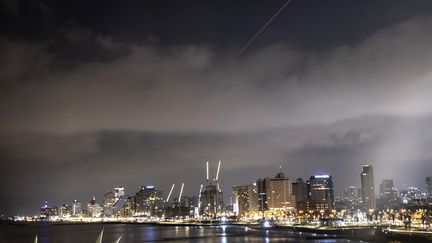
[[232, 185, 250, 216], [71, 200, 82, 217], [376, 179, 399, 210], [292, 178, 306, 202], [199, 161, 224, 216], [256, 177, 270, 211], [134, 185, 164, 217], [40, 201, 58, 218], [267, 169, 296, 211], [104, 186, 126, 217], [112, 196, 129, 216], [103, 191, 118, 217], [343, 186, 361, 201], [119, 196, 135, 217], [87, 196, 103, 217], [426, 177, 432, 198], [248, 183, 259, 212], [200, 183, 224, 216], [379, 179, 396, 199], [58, 204, 72, 218], [361, 165, 376, 210], [306, 175, 334, 211], [342, 186, 362, 211]]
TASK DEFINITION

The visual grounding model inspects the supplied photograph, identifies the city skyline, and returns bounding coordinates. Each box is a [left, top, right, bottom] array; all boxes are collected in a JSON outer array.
[[26, 163, 432, 216], [2, 0, 432, 216], [4, 157, 432, 215]]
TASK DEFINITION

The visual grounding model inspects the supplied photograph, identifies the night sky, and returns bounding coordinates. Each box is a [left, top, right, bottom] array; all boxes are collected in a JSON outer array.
[[1, 0, 432, 215]]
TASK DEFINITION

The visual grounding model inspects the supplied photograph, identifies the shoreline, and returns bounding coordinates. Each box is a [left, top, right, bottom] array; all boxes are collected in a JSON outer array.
[[3, 220, 432, 241]]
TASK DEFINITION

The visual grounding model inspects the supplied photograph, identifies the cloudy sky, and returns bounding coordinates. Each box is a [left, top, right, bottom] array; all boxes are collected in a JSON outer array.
[[1, 0, 432, 215]]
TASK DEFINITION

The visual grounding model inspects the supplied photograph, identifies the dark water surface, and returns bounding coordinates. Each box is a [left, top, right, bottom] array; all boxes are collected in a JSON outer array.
[[0, 223, 364, 243]]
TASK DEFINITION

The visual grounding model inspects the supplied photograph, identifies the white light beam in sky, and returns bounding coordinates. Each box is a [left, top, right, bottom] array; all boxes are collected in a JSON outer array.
[[235, 0, 294, 58]]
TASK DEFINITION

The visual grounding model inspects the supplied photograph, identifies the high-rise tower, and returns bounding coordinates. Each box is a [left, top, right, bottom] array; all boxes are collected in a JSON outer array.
[[426, 177, 432, 198], [267, 167, 296, 211], [361, 164, 376, 210], [306, 175, 334, 211], [199, 161, 224, 216]]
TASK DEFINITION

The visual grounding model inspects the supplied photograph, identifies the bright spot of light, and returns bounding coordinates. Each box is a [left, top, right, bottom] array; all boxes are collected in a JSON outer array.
[[263, 220, 271, 228]]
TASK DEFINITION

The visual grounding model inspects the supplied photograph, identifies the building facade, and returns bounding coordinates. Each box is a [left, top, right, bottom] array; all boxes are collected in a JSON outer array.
[[268, 171, 296, 211], [361, 165, 376, 210], [379, 179, 396, 199], [200, 184, 224, 216], [426, 177, 432, 198], [40, 201, 58, 218], [305, 175, 334, 211], [232, 185, 250, 216], [87, 196, 103, 217], [256, 177, 270, 211], [292, 178, 306, 202], [71, 199, 82, 217], [134, 186, 164, 217]]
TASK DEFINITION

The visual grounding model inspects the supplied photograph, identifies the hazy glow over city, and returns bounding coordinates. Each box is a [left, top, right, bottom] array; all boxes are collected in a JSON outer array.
[[1, 0, 432, 222]]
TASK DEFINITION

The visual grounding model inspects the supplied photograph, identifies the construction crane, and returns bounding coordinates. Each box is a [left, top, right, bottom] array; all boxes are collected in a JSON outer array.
[[206, 160, 209, 182], [216, 160, 221, 191], [178, 183, 184, 203], [197, 184, 203, 209], [166, 184, 175, 203]]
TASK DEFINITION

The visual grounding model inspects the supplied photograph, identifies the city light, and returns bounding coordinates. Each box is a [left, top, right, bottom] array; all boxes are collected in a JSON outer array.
[[5, 163, 432, 241]]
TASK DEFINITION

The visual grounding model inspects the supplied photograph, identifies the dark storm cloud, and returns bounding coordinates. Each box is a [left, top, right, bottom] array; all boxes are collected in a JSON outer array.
[[2, 114, 432, 214], [0, 0, 130, 89], [7, 0, 431, 50], [1, 1, 432, 215], [3, 15, 432, 133]]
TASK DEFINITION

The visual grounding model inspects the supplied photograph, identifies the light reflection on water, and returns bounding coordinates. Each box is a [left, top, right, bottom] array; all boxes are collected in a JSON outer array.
[[0, 223, 366, 243]]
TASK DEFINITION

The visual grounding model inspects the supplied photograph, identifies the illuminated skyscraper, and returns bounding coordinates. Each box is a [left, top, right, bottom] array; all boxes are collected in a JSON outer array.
[[232, 185, 250, 216], [361, 165, 376, 210], [342, 186, 362, 211], [376, 179, 399, 210], [200, 183, 224, 216], [306, 175, 334, 211], [199, 161, 224, 216], [58, 204, 72, 218], [256, 177, 270, 211], [232, 182, 259, 215], [103, 186, 125, 217], [248, 183, 259, 211], [71, 199, 82, 217], [426, 177, 432, 198], [343, 186, 361, 201], [134, 185, 164, 217], [103, 191, 117, 217], [40, 201, 58, 219], [87, 196, 103, 217], [267, 168, 296, 211], [379, 179, 396, 199]]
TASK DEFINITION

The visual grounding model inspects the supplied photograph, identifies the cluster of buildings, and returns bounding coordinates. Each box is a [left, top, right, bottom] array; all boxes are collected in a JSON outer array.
[[39, 162, 432, 222], [39, 161, 223, 220], [232, 169, 335, 219], [232, 165, 432, 220], [41, 185, 174, 219]]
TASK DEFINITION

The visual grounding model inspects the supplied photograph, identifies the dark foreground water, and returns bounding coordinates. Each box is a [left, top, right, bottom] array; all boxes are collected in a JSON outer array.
[[0, 223, 366, 243]]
